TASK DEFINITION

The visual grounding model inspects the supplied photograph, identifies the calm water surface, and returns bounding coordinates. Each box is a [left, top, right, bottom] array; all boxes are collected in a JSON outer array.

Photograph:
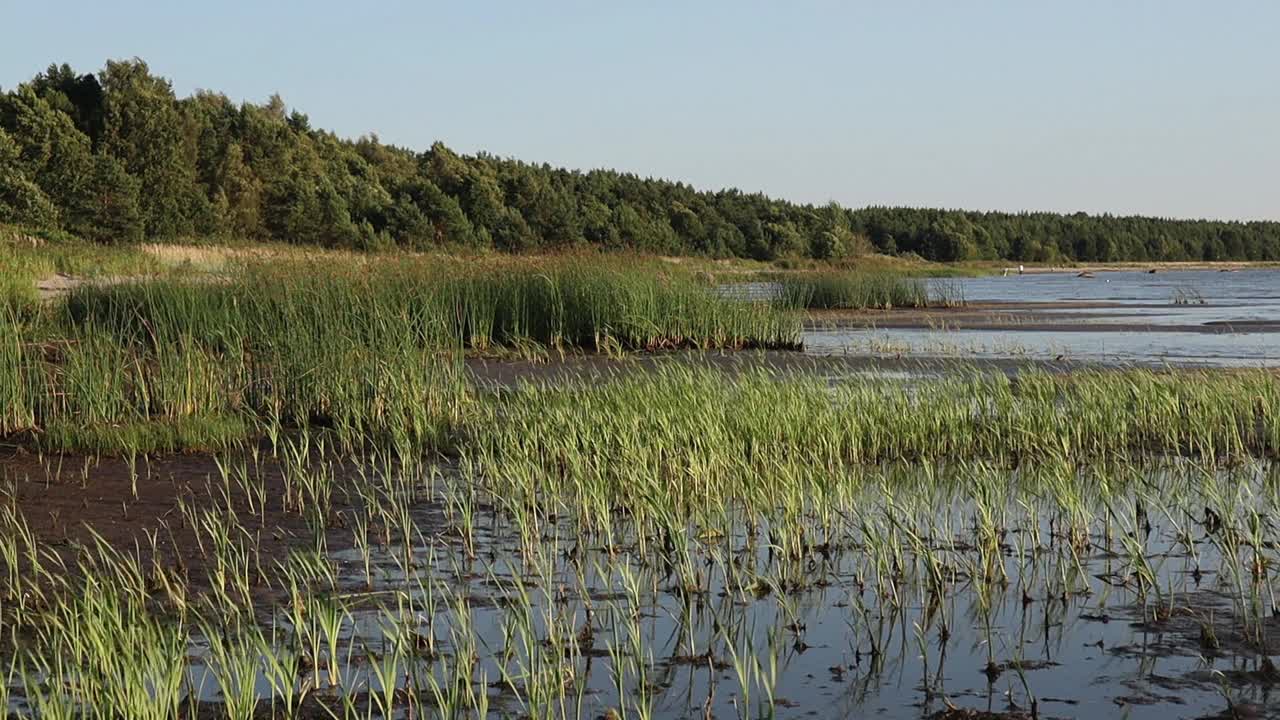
[[166, 464, 1280, 720], [807, 270, 1280, 367]]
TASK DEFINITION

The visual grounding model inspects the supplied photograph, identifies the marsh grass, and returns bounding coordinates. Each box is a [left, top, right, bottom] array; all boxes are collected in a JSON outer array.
[[3, 248, 1280, 718], [1, 429, 1278, 718], [0, 229, 161, 279], [38, 415, 252, 454], [465, 366, 1279, 522], [0, 274, 39, 318], [65, 256, 801, 354], [770, 270, 966, 310], [0, 311, 40, 435], [776, 271, 929, 309], [1, 255, 804, 452]]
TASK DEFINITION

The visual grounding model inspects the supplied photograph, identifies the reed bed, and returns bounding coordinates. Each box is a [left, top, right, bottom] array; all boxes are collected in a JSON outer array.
[[452, 367, 1276, 562], [468, 365, 1278, 471], [2, 308, 471, 454], [1, 257, 801, 452], [65, 258, 801, 354], [773, 271, 959, 309]]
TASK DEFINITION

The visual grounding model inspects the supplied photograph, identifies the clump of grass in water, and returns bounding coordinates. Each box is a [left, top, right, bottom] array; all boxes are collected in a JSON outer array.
[[462, 365, 1280, 534], [1172, 285, 1207, 306], [38, 415, 252, 455], [0, 323, 471, 455], [773, 271, 946, 310]]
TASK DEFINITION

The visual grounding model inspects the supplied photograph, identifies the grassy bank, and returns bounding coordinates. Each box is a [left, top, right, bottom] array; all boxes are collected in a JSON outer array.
[[6, 277, 1278, 456], [1, 229, 161, 317], [4, 243, 1275, 458]]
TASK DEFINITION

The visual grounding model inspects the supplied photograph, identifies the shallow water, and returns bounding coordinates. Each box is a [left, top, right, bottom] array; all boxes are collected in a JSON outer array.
[[143, 461, 1280, 719], [944, 269, 1280, 308], [806, 326, 1280, 367], [809, 269, 1280, 367]]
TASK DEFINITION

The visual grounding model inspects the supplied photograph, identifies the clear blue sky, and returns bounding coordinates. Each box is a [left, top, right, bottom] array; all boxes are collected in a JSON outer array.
[[3, 1, 1277, 220]]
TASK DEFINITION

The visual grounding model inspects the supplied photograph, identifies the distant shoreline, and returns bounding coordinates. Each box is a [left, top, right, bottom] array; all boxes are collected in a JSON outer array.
[[971, 260, 1280, 275]]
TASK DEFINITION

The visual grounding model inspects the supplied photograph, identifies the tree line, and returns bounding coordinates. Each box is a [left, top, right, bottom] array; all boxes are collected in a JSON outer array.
[[2, 59, 1278, 262]]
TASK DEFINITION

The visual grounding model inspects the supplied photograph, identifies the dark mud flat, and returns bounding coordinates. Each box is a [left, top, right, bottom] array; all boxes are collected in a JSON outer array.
[[0, 451, 455, 600]]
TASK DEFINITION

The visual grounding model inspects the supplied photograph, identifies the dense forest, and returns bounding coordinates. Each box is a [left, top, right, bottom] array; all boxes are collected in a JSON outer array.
[[2, 59, 1278, 262]]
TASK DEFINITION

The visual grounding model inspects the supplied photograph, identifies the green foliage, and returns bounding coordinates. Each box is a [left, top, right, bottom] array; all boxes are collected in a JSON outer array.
[[0, 86, 94, 216], [775, 271, 932, 309], [1, 58, 1278, 260], [74, 154, 145, 243], [0, 256, 797, 451], [39, 414, 250, 454], [0, 130, 59, 227], [0, 310, 40, 433], [470, 367, 1280, 496], [99, 59, 208, 238], [29, 62, 105, 142], [63, 256, 801, 354]]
